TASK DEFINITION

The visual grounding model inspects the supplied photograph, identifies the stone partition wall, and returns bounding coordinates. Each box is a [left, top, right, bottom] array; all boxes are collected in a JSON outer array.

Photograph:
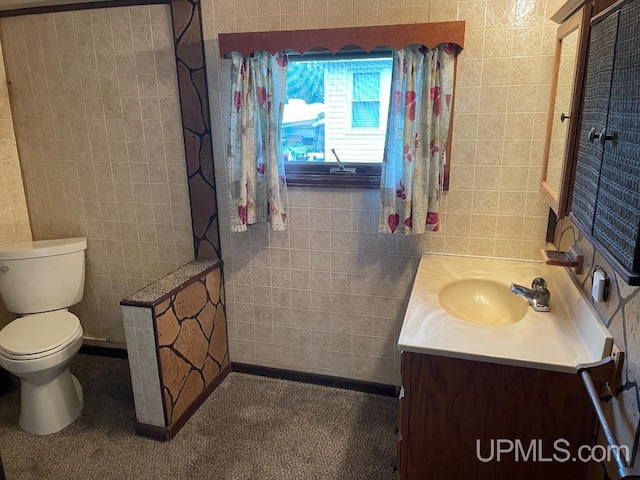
[[121, 0, 227, 440], [121, 259, 229, 440], [555, 217, 640, 479], [170, 0, 220, 261]]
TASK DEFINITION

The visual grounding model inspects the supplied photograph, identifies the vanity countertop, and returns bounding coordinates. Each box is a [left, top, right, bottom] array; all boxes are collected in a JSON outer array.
[[398, 254, 613, 374]]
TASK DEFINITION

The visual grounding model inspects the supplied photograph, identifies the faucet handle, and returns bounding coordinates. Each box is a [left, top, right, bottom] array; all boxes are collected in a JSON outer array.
[[532, 277, 547, 290], [536, 287, 550, 302], [534, 286, 551, 312]]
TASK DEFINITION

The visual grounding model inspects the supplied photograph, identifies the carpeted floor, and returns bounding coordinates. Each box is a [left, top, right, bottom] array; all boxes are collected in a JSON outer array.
[[0, 355, 398, 480]]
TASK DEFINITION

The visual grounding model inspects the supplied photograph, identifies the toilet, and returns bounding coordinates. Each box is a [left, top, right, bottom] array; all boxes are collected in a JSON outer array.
[[0, 237, 87, 435]]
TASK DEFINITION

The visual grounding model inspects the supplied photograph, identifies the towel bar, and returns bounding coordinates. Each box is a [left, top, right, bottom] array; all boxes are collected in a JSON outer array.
[[578, 353, 640, 480]]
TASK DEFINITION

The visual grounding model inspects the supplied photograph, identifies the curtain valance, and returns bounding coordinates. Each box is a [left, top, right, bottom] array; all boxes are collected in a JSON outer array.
[[218, 21, 465, 58]]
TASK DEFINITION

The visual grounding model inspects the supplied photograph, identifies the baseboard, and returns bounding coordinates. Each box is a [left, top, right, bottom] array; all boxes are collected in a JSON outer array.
[[79, 344, 128, 359], [135, 422, 170, 441], [231, 363, 398, 397]]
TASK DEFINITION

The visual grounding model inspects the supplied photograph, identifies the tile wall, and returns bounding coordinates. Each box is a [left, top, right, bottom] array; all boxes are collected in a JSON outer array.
[[203, 0, 560, 384], [0, 6, 194, 342], [555, 217, 640, 479], [0, 38, 31, 330], [0, 39, 30, 246], [122, 305, 165, 426], [0, 0, 568, 383]]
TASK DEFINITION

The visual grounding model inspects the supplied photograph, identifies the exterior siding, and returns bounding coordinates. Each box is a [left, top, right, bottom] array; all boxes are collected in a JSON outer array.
[[324, 58, 392, 163]]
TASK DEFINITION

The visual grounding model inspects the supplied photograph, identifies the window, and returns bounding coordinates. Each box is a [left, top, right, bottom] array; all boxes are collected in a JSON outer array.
[[283, 53, 392, 163], [218, 22, 465, 188], [282, 51, 392, 186], [351, 72, 381, 129]]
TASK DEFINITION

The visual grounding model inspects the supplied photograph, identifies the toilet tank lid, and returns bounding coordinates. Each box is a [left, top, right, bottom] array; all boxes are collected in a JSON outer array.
[[0, 237, 87, 260]]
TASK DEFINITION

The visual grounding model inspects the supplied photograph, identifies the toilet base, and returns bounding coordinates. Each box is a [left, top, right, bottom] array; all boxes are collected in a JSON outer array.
[[19, 369, 83, 435]]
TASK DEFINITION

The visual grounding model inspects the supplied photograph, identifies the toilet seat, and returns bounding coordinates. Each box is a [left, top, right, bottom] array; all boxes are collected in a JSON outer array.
[[0, 311, 82, 361]]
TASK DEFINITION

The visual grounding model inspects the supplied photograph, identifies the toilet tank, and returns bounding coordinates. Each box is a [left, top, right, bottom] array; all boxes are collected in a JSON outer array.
[[0, 237, 87, 314]]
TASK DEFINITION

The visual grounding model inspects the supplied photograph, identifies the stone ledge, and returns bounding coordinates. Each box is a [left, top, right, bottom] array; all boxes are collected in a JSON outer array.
[[120, 259, 220, 307]]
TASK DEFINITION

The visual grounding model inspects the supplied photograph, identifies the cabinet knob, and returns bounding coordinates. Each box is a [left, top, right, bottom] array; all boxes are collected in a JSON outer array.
[[588, 127, 614, 145], [598, 127, 614, 146], [560, 112, 570, 123]]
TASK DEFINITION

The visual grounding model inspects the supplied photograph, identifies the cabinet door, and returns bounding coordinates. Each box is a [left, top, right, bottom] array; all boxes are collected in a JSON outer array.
[[571, 10, 619, 232], [592, 0, 640, 272]]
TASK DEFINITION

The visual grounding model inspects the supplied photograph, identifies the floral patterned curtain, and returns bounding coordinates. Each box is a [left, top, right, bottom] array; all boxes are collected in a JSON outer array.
[[227, 51, 289, 232], [378, 44, 458, 234]]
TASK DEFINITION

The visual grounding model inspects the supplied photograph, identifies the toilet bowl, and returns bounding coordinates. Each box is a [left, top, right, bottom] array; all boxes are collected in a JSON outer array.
[[0, 311, 84, 435], [0, 237, 87, 435]]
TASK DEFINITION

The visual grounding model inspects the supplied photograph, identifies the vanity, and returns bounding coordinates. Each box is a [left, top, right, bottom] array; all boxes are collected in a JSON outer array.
[[396, 254, 613, 479]]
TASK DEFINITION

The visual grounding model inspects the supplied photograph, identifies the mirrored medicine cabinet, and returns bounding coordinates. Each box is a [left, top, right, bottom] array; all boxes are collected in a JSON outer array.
[[540, 3, 591, 218]]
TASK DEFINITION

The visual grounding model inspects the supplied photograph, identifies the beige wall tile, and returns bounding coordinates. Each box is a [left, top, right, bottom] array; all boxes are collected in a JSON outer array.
[[0, 38, 31, 251], [0, 38, 30, 326], [0, 4, 193, 343], [2, 0, 560, 383], [207, 0, 556, 383]]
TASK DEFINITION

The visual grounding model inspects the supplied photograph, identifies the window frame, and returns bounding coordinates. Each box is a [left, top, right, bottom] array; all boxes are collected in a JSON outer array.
[[284, 162, 382, 188], [282, 49, 391, 188], [281, 50, 457, 189]]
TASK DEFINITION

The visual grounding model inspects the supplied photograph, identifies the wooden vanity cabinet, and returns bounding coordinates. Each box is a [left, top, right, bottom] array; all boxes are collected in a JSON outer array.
[[397, 352, 597, 480]]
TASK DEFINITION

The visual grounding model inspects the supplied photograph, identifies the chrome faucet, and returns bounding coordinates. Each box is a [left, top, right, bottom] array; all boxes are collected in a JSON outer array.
[[510, 277, 550, 312]]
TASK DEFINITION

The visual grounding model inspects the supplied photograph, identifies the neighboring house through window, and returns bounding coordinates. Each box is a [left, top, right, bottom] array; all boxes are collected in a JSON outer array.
[[282, 53, 392, 171]]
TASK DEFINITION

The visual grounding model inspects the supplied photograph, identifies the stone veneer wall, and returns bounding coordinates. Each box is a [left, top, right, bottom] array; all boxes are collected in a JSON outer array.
[[555, 217, 640, 478], [155, 266, 228, 425], [203, 0, 559, 385], [169, 0, 221, 261], [122, 260, 228, 437]]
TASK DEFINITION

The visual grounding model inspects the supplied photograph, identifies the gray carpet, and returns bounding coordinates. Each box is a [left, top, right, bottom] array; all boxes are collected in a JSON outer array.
[[0, 355, 397, 479]]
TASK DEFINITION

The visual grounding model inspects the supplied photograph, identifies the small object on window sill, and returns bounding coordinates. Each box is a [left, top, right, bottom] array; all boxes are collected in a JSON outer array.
[[329, 148, 356, 174], [541, 246, 584, 275]]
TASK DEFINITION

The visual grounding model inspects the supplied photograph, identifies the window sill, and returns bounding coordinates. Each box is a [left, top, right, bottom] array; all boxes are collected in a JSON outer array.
[[284, 162, 381, 188]]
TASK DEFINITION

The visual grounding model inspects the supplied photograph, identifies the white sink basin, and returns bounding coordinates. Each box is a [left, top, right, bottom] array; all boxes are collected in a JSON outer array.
[[438, 279, 527, 326], [398, 254, 613, 373]]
